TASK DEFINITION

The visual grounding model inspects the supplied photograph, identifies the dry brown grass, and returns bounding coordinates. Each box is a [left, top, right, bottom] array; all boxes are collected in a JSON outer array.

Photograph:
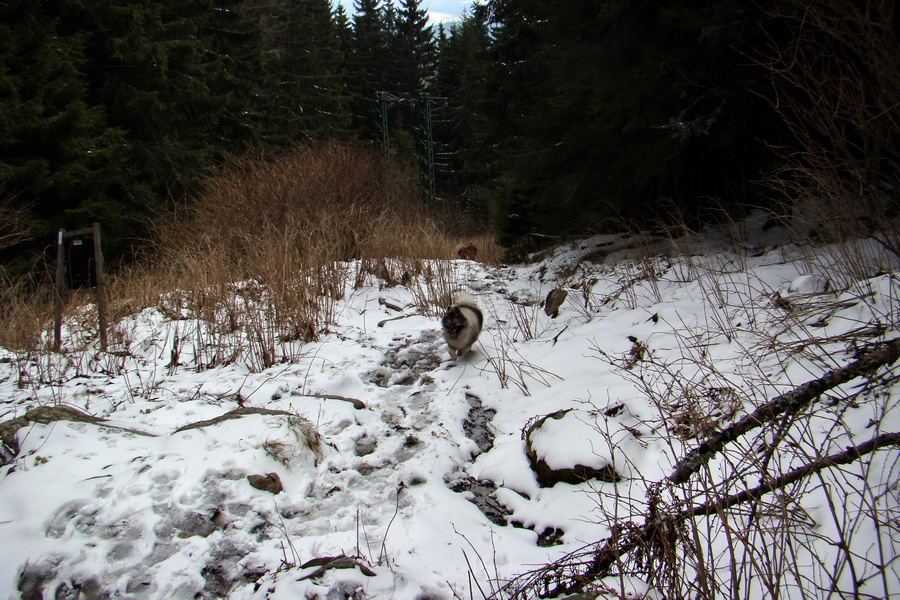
[[0, 141, 496, 357], [162, 141, 449, 266], [0, 272, 54, 351]]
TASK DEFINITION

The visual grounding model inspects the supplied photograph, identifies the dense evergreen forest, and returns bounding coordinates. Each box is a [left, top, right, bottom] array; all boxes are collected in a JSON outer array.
[[1, 0, 897, 269]]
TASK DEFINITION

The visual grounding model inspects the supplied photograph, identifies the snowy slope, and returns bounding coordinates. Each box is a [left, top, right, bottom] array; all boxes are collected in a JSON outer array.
[[1, 221, 899, 599]]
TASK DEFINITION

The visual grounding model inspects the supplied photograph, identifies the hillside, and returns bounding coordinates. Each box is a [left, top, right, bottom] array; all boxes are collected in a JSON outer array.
[[1, 217, 899, 599]]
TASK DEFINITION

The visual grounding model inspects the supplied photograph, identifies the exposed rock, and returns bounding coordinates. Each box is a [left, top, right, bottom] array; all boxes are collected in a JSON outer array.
[[544, 288, 568, 318], [356, 463, 376, 475], [247, 473, 283, 494], [536, 526, 565, 547], [508, 520, 566, 547], [448, 474, 511, 526], [524, 410, 622, 488]]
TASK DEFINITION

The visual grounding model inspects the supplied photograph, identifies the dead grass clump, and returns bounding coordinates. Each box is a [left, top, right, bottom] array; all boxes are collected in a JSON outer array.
[[146, 141, 470, 344], [0, 273, 54, 351], [160, 141, 451, 269], [3, 142, 496, 358]]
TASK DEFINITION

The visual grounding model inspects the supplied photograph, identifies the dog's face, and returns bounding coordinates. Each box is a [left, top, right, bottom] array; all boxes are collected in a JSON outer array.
[[441, 298, 482, 359], [441, 306, 467, 338]]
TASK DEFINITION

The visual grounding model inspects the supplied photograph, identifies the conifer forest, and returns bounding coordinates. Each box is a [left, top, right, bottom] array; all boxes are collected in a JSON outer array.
[[1, 0, 897, 268], [1, 3, 900, 597]]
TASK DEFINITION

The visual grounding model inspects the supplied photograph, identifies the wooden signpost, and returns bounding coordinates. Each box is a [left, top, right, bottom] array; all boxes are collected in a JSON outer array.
[[54, 223, 108, 352]]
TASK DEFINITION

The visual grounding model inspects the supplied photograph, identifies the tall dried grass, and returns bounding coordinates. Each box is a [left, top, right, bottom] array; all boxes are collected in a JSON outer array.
[[0, 271, 53, 352], [163, 142, 451, 268], [1, 142, 493, 359]]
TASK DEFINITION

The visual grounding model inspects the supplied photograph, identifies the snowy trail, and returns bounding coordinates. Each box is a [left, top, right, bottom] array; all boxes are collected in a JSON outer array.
[[0, 259, 563, 600], [2, 228, 900, 599]]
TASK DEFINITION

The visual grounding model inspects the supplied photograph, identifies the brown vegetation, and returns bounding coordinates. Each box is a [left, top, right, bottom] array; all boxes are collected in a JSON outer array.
[[0, 142, 496, 354]]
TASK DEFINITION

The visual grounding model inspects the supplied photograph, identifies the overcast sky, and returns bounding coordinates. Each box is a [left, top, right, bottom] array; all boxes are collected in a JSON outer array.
[[333, 0, 476, 25]]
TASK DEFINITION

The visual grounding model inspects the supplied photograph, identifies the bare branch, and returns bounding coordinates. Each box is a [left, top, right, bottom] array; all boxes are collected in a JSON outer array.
[[0, 193, 34, 251], [669, 337, 900, 485], [684, 431, 900, 519], [531, 431, 900, 599]]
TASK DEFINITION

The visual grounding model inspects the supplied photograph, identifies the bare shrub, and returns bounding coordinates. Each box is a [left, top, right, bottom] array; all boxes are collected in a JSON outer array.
[[0, 193, 34, 252], [161, 141, 450, 268], [757, 0, 900, 253], [409, 260, 459, 317], [499, 339, 900, 600], [0, 272, 54, 351], [3, 142, 484, 362], [141, 141, 462, 365], [0, 194, 47, 350]]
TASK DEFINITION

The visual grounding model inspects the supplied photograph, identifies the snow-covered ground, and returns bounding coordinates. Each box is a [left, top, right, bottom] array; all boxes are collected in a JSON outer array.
[[2, 218, 899, 599]]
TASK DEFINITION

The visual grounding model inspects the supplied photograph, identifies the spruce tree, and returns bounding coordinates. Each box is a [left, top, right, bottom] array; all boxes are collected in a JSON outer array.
[[393, 0, 435, 97], [72, 0, 221, 208], [251, 0, 353, 143], [0, 0, 132, 262], [333, 5, 354, 58], [346, 0, 391, 140], [432, 5, 492, 205], [484, 0, 780, 243], [202, 0, 267, 150]]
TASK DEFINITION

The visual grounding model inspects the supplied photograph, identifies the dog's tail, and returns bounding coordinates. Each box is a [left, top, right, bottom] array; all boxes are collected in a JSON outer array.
[[454, 293, 483, 331], [454, 293, 479, 309]]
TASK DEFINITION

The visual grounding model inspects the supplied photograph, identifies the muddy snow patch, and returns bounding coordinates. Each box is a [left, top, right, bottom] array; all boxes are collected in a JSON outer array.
[[5, 410, 322, 600], [463, 392, 496, 455], [365, 330, 445, 387]]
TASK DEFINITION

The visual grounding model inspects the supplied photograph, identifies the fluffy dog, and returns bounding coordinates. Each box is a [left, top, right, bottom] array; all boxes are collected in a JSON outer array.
[[441, 293, 483, 359]]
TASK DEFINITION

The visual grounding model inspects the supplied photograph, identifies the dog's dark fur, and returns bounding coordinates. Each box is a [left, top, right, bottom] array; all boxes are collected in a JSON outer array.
[[441, 294, 483, 359]]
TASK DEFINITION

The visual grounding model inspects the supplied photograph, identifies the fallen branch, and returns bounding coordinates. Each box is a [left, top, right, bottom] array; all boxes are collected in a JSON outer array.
[[684, 431, 900, 519], [537, 431, 900, 598], [498, 338, 900, 599], [668, 337, 900, 485], [302, 393, 366, 410], [173, 406, 297, 433], [378, 313, 420, 328], [1, 405, 157, 464]]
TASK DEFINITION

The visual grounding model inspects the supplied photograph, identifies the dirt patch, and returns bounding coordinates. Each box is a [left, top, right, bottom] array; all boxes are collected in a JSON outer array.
[[463, 392, 495, 455]]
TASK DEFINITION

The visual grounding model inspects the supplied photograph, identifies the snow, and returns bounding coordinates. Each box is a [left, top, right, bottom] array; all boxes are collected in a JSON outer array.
[[1, 216, 899, 599]]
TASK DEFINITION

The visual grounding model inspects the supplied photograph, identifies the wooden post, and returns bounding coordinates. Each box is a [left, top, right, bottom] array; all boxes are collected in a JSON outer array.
[[54, 228, 65, 352], [92, 222, 108, 351], [54, 224, 108, 352]]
